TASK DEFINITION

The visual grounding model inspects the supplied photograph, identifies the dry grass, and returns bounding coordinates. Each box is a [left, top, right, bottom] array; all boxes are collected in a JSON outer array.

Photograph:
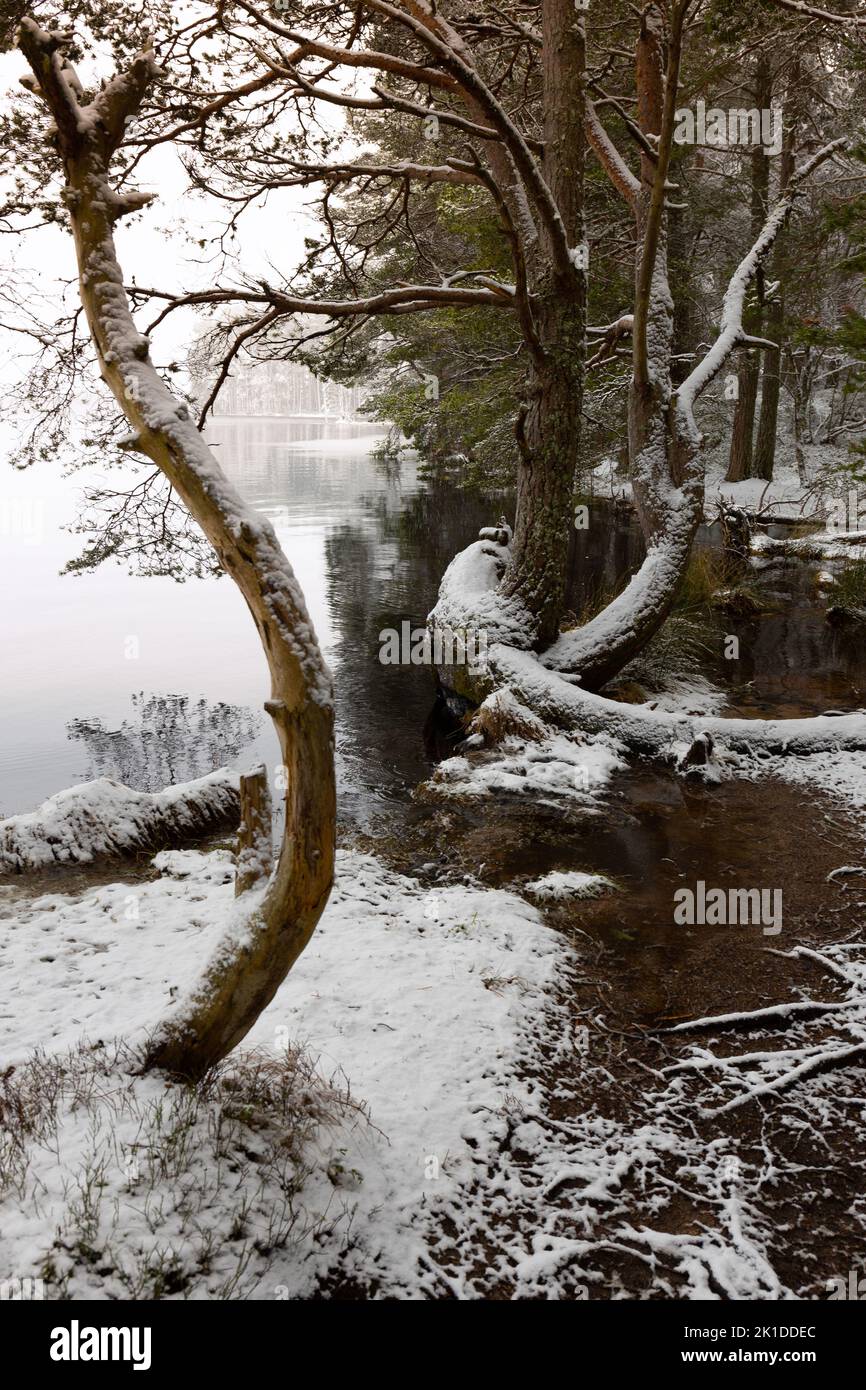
[[0, 1039, 370, 1299], [831, 558, 866, 610], [467, 690, 549, 746]]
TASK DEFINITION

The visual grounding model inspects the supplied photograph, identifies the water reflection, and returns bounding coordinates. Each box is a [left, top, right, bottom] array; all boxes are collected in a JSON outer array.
[[319, 485, 498, 820], [67, 693, 261, 792], [568, 501, 866, 716]]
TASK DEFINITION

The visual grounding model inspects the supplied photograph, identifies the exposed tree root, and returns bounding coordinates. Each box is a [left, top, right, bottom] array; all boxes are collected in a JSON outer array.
[[431, 525, 866, 758], [487, 643, 866, 758], [660, 944, 866, 1116]]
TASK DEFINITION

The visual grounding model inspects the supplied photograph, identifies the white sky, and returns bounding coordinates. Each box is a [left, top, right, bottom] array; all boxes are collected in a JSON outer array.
[[0, 37, 340, 403]]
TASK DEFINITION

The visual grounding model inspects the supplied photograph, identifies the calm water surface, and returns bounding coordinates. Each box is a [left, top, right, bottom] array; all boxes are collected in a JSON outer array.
[[0, 420, 492, 821]]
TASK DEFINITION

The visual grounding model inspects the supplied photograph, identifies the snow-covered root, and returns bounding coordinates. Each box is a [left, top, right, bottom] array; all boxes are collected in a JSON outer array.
[[0, 773, 239, 874], [429, 534, 536, 649], [487, 644, 866, 758], [659, 944, 866, 1117], [430, 522, 866, 757]]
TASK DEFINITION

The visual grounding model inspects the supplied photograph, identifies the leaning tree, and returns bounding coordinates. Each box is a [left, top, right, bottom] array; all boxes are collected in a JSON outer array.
[[15, 15, 337, 1079]]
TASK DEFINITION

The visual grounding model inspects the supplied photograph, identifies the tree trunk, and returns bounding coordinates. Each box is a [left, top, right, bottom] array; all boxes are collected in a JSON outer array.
[[726, 58, 771, 484], [499, 0, 586, 645], [235, 766, 273, 897], [753, 296, 782, 481], [792, 386, 808, 486], [668, 147, 693, 389], [754, 91, 796, 482], [543, 3, 704, 690], [20, 20, 336, 1081], [502, 293, 585, 645], [725, 353, 760, 481]]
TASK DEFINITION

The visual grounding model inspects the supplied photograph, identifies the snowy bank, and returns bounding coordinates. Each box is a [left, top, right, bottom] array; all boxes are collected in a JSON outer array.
[[525, 871, 616, 902], [0, 772, 240, 873]]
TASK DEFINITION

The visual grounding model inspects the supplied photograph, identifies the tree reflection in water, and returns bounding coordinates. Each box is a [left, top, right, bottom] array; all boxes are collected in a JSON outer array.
[[67, 693, 261, 792]]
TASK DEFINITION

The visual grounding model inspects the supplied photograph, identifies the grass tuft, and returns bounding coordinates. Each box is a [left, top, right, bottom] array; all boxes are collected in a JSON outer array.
[[0, 1039, 369, 1299]]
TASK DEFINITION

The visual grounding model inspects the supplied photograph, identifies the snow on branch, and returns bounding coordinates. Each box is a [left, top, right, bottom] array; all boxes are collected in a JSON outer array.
[[585, 98, 640, 209], [141, 282, 515, 336], [676, 139, 847, 432], [256, 159, 487, 189], [661, 943, 866, 1117], [587, 314, 634, 368], [766, 0, 866, 24]]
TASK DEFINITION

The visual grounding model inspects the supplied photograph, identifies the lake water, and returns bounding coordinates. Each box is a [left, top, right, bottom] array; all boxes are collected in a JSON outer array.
[[0, 419, 494, 822], [2, 417, 865, 833]]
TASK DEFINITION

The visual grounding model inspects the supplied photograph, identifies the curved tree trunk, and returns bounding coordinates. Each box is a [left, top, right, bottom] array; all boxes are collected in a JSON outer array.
[[20, 20, 336, 1080], [541, 406, 704, 689]]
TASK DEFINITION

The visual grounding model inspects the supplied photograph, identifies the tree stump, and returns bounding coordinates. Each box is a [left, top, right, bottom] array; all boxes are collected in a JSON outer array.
[[235, 766, 274, 897]]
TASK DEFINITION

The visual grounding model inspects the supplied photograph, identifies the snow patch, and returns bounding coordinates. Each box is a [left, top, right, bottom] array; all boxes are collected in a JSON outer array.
[[428, 534, 538, 652], [526, 871, 616, 902], [426, 729, 626, 806]]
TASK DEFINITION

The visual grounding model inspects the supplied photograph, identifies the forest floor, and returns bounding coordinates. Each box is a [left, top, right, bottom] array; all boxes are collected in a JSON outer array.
[[2, 735, 866, 1299]]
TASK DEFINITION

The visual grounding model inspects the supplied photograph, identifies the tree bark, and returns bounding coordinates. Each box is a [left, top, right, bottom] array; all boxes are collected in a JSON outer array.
[[19, 19, 336, 1080], [235, 766, 274, 897], [726, 57, 771, 484], [754, 87, 796, 482], [542, 2, 704, 690], [499, 0, 586, 645], [725, 349, 760, 482]]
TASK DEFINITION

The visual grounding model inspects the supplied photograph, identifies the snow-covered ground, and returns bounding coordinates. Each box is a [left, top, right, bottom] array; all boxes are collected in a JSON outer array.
[[4, 725, 866, 1299], [0, 845, 568, 1298]]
